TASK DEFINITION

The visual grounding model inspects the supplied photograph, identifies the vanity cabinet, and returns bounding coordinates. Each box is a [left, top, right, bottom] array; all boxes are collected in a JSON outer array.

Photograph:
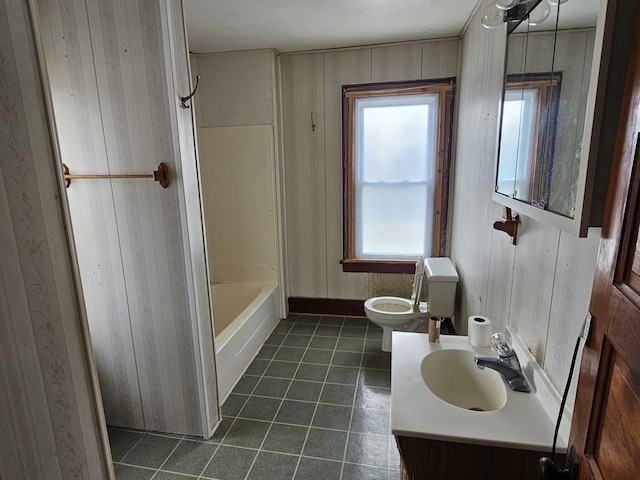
[[395, 435, 564, 480]]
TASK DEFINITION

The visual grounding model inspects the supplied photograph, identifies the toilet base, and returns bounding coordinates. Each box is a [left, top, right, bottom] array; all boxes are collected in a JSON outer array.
[[381, 327, 393, 352], [379, 319, 425, 352]]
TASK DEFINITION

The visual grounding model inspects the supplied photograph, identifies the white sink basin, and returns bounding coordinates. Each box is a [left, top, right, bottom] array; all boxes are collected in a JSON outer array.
[[420, 349, 507, 412], [392, 333, 569, 452]]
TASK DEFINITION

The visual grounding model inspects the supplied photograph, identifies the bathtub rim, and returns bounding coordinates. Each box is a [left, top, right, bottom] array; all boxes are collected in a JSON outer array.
[[211, 281, 277, 351]]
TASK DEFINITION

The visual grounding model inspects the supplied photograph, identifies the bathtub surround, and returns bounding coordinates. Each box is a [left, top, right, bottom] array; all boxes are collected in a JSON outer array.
[[109, 315, 400, 480], [28, 0, 219, 437], [190, 50, 285, 404], [198, 125, 279, 286], [191, 50, 285, 292]]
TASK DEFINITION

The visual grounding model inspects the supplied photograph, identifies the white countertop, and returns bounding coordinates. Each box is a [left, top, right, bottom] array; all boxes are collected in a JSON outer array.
[[391, 332, 568, 453]]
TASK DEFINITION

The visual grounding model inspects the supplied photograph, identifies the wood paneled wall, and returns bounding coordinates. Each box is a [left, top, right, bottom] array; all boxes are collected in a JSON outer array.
[[280, 13, 600, 402], [31, 0, 218, 436], [0, 0, 110, 477], [451, 0, 600, 404], [280, 39, 460, 301]]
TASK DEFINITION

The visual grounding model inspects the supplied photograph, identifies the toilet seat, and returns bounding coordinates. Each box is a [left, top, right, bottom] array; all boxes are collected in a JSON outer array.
[[363, 257, 458, 352], [364, 296, 428, 352], [364, 296, 426, 321]]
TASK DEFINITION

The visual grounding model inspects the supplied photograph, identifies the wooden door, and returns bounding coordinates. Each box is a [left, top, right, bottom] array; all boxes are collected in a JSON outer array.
[[568, 4, 640, 479]]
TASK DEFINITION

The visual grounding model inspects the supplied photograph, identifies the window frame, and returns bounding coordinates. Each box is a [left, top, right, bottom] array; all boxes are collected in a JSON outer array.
[[341, 79, 455, 274], [502, 72, 561, 208]]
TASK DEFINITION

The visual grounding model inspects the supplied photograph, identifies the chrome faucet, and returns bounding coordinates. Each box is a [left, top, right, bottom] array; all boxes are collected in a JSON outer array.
[[474, 333, 530, 393]]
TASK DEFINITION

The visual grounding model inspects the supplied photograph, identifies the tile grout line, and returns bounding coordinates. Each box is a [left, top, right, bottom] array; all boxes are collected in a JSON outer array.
[[291, 315, 346, 479], [338, 317, 369, 480], [150, 434, 187, 479], [244, 313, 318, 480], [110, 316, 396, 480], [288, 314, 340, 480], [113, 430, 150, 469], [201, 314, 299, 480]]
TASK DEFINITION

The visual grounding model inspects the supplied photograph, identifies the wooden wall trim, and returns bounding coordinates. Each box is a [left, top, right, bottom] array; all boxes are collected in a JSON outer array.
[[288, 297, 366, 317]]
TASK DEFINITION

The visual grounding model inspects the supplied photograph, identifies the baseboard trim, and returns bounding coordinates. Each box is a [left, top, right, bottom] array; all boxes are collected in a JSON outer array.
[[288, 297, 366, 317]]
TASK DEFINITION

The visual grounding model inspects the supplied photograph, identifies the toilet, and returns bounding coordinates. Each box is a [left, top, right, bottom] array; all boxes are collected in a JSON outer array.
[[364, 257, 459, 351]]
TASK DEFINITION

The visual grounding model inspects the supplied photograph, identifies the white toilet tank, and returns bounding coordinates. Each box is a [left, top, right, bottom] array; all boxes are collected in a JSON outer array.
[[425, 257, 458, 318]]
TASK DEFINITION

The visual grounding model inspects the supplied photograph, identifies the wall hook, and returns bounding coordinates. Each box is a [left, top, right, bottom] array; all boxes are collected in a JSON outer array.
[[493, 207, 520, 245], [180, 75, 200, 109]]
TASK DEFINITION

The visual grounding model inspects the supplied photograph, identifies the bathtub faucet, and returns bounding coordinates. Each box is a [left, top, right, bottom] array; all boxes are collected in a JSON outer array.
[[474, 333, 530, 393]]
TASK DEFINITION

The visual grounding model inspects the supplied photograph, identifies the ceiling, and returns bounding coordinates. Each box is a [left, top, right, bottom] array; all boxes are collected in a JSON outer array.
[[183, 0, 479, 54]]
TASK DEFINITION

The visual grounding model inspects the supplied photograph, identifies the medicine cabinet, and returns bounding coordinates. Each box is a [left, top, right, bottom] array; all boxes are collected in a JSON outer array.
[[493, 0, 617, 236]]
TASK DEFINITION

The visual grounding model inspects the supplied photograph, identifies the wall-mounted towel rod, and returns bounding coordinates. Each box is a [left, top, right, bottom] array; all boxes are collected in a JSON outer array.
[[63, 163, 169, 188]]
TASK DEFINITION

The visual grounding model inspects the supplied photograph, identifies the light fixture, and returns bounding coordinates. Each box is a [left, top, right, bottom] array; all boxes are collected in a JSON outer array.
[[480, 0, 565, 29], [528, 1, 551, 26], [494, 0, 536, 10], [481, 3, 506, 29], [495, 0, 520, 10]]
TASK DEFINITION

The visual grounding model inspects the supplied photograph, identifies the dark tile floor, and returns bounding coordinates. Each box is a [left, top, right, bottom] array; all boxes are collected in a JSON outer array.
[[109, 315, 400, 480]]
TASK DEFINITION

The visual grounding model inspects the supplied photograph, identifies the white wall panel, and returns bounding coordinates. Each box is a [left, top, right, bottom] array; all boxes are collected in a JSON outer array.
[[508, 216, 560, 364], [169, 0, 220, 434], [281, 39, 460, 301], [421, 38, 460, 79], [449, 16, 504, 325], [452, 0, 601, 397], [194, 50, 275, 127], [36, 0, 145, 430], [545, 228, 599, 408], [371, 43, 422, 81], [0, 0, 110, 477], [323, 48, 372, 300], [34, 0, 217, 436], [281, 53, 328, 297]]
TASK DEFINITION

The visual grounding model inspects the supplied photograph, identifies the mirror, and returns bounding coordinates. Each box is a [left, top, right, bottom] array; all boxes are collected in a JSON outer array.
[[495, 0, 600, 219]]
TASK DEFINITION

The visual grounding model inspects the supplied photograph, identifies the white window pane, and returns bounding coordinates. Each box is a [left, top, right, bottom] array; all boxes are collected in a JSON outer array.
[[514, 88, 538, 201], [498, 88, 538, 199], [356, 94, 438, 183], [497, 96, 523, 195], [357, 184, 431, 258]]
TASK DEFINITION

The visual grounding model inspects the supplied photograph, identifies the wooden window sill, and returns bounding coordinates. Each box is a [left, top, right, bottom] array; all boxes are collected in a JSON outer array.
[[341, 259, 416, 274]]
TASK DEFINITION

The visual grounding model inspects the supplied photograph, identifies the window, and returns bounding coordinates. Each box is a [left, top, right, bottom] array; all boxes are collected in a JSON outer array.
[[498, 87, 540, 200], [342, 80, 455, 273]]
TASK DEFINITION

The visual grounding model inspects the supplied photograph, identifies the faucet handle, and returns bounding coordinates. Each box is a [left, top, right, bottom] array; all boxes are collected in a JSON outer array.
[[490, 332, 514, 357]]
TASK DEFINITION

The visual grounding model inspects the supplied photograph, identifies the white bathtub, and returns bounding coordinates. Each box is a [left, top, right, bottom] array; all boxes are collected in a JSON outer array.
[[210, 282, 279, 402]]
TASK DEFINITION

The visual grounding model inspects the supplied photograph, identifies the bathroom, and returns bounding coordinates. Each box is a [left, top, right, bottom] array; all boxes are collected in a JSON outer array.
[[2, 0, 638, 479]]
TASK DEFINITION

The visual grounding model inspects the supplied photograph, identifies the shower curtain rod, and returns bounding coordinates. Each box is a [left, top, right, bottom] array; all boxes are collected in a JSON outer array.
[[62, 163, 169, 188]]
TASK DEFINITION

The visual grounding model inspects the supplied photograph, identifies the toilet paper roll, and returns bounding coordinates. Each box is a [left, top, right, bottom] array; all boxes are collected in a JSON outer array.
[[468, 316, 492, 348]]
